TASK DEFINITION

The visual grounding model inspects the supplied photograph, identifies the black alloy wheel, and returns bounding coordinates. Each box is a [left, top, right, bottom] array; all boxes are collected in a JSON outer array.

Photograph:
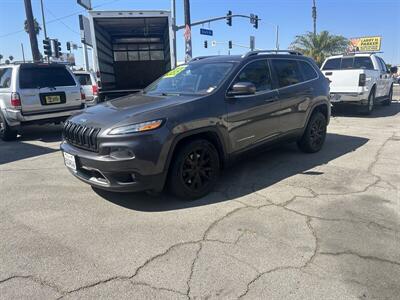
[[297, 112, 327, 153], [169, 139, 220, 200]]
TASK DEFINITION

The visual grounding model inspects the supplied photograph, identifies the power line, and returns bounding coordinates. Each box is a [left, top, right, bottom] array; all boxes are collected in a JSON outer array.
[[0, 0, 123, 39]]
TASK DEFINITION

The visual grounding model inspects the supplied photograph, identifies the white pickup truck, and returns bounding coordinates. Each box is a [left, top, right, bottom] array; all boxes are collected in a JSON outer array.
[[321, 53, 396, 114]]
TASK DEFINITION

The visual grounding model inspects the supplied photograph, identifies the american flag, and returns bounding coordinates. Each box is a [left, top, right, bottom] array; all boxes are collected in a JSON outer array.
[[184, 24, 191, 41]]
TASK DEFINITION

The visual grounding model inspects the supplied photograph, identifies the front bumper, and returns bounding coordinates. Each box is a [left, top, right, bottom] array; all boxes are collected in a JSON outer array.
[[60, 133, 170, 192]]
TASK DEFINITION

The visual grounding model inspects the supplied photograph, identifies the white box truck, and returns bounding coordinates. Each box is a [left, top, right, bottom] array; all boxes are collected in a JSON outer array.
[[85, 10, 176, 100]]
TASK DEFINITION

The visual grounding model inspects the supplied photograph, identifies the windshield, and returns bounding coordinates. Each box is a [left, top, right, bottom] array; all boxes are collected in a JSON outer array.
[[144, 62, 234, 95]]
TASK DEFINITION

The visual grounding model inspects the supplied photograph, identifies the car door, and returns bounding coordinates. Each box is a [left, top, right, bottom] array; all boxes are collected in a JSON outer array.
[[375, 57, 389, 98], [377, 57, 391, 97], [226, 59, 280, 152], [270, 58, 312, 133]]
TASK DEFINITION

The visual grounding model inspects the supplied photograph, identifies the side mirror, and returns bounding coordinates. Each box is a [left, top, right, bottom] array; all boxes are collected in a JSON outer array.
[[390, 66, 398, 74], [228, 82, 256, 96]]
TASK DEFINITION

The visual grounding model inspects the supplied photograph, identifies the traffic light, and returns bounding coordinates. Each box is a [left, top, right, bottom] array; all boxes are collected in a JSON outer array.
[[228, 41, 232, 49], [204, 40, 208, 48], [66, 42, 71, 51], [254, 15, 259, 29], [53, 39, 62, 58], [43, 39, 52, 57], [226, 10, 232, 26]]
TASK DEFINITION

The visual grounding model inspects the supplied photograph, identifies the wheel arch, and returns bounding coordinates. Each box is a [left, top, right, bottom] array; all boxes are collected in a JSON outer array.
[[164, 127, 227, 175]]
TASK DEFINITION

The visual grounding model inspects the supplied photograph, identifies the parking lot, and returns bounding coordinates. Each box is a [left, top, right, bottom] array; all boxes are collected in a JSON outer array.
[[0, 89, 399, 299]]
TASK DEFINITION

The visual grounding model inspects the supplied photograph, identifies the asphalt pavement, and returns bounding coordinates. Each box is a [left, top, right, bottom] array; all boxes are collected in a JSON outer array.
[[0, 88, 399, 299]]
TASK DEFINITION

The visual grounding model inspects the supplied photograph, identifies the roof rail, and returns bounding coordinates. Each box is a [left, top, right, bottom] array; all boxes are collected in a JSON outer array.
[[243, 50, 303, 58], [190, 55, 219, 62]]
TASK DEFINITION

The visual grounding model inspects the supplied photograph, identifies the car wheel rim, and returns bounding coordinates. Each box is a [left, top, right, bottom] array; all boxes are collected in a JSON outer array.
[[181, 147, 213, 192], [309, 118, 325, 148]]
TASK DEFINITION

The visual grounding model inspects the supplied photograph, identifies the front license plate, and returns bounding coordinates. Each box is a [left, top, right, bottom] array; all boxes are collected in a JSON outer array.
[[63, 152, 76, 171], [45, 95, 61, 104]]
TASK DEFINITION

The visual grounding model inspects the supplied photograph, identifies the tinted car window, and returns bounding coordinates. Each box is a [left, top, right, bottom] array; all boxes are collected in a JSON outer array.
[[299, 61, 318, 81], [234, 60, 272, 92], [340, 57, 354, 69], [322, 58, 341, 70], [353, 57, 374, 69], [271, 59, 303, 88], [378, 57, 388, 72], [75, 74, 92, 85], [20, 67, 76, 89], [0, 68, 12, 88]]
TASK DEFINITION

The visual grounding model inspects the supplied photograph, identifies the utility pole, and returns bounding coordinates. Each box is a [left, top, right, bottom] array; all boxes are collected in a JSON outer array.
[[24, 0, 41, 62], [183, 0, 192, 63], [312, 0, 317, 36], [21, 43, 26, 62], [170, 0, 177, 68], [40, 0, 48, 39]]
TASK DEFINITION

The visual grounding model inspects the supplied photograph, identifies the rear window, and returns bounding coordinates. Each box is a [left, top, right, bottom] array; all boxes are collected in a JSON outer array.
[[299, 61, 318, 81], [75, 74, 92, 86], [322, 57, 374, 70], [19, 67, 76, 89]]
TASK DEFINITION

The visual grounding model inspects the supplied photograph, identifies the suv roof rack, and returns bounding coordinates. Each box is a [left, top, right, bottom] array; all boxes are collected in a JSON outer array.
[[243, 50, 303, 58]]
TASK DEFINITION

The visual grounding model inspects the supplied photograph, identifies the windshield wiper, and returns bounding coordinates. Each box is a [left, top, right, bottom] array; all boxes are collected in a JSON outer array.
[[160, 92, 180, 96]]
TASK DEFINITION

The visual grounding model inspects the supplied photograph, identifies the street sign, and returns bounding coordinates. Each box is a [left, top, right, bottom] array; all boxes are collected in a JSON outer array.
[[77, 0, 91, 10], [200, 28, 213, 36]]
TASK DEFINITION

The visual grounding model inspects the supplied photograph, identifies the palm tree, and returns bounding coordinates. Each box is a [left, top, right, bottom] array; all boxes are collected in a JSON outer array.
[[24, 18, 41, 35], [290, 31, 349, 66]]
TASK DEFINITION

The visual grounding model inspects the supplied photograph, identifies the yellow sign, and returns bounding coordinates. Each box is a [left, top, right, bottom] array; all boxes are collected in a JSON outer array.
[[163, 65, 187, 78], [349, 36, 382, 52]]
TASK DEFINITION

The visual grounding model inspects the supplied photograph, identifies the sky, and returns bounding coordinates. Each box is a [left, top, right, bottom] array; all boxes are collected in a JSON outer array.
[[0, 0, 399, 67]]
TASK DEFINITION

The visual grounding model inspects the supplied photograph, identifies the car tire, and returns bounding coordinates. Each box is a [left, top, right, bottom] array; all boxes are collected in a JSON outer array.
[[0, 113, 17, 141], [382, 85, 393, 106], [297, 111, 327, 153], [360, 88, 375, 115], [168, 139, 220, 200]]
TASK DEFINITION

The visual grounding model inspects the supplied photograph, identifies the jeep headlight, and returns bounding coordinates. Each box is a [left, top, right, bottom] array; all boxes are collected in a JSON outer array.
[[108, 119, 164, 135]]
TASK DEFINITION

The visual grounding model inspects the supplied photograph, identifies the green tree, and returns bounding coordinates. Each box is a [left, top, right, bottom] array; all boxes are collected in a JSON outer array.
[[0, 54, 3, 63], [290, 31, 349, 66], [24, 18, 41, 35], [8, 55, 14, 62]]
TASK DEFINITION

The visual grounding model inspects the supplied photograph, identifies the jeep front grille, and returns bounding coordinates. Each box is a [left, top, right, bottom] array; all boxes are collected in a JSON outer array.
[[63, 121, 100, 152]]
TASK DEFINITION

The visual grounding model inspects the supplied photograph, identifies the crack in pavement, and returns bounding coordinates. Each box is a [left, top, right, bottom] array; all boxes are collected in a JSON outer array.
[[130, 281, 189, 298], [186, 242, 202, 298], [319, 251, 400, 267], [0, 275, 64, 296]]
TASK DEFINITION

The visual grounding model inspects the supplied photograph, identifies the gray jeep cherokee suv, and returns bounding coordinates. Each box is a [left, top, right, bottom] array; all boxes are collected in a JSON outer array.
[[61, 50, 330, 199]]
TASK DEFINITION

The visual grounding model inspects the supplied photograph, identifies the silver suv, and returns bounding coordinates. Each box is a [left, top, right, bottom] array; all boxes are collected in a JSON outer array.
[[0, 63, 85, 141]]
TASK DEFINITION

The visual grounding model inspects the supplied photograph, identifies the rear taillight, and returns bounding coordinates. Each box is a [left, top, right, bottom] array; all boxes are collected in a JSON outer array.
[[359, 74, 366, 86], [92, 85, 98, 96], [80, 88, 86, 100], [11, 92, 21, 109]]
